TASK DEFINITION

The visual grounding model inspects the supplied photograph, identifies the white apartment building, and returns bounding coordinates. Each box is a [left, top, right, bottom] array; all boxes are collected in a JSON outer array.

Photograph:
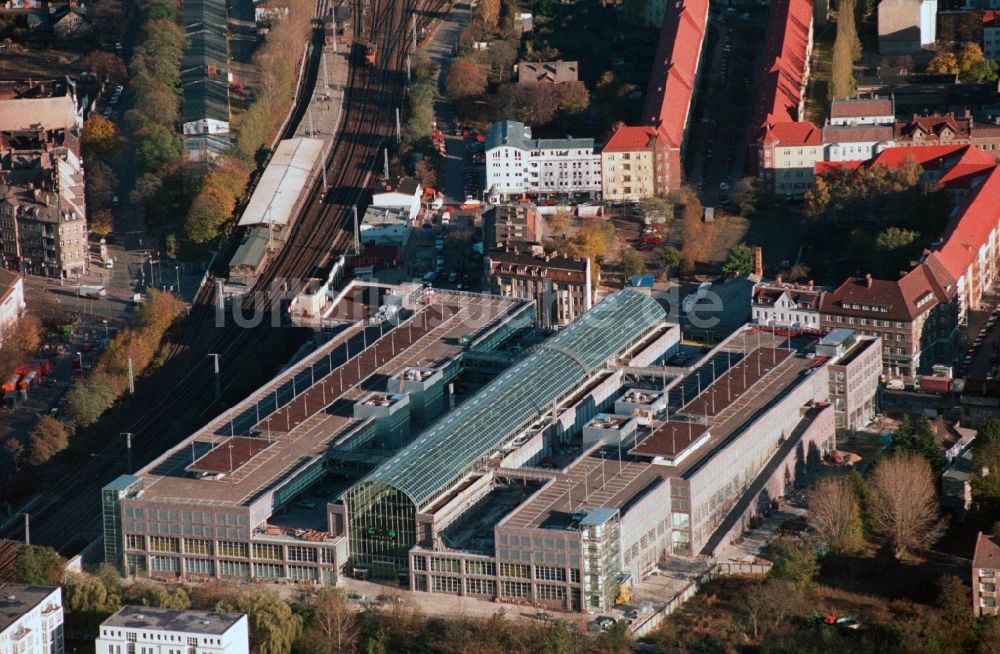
[[485, 120, 602, 198], [0, 269, 26, 341], [0, 584, 64, 654], [96, 607, 248, 654], [751, 279, 825, 330], [822, 124, 895, 161]]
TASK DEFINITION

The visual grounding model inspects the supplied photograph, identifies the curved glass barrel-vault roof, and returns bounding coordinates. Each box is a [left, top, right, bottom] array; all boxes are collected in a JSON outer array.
[[353, 290, 666, 512]]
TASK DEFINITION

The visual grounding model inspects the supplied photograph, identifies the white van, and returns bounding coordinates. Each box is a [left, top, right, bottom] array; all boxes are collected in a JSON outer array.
[[885, 379, 905, 390]]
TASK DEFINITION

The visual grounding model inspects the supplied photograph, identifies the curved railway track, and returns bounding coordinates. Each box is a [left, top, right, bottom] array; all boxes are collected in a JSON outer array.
[[0, 0, 449, 550]]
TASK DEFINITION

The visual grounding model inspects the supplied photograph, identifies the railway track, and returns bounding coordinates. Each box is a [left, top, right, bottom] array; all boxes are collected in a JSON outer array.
[[0, 0, 449, 551]]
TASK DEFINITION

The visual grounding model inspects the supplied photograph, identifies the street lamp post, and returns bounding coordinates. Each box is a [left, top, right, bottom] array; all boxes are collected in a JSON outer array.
[[102, 320, 109, 338], [175, 265, 182, 298]]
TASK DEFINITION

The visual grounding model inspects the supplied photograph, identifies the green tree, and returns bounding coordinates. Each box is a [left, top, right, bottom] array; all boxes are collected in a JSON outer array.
[[217, 590, 301, 654], [135, 124, 183, 174], [13, 545, 64, 585], [66, 371, 120, 428], [28, 415, 69, 465], [722, 243, 756, 277], [978, 419, 1000, 445], [124, 581, 191, 609], [185, 185, 234, 244], [892, 416, 946, 475], [64, 572, 122, 632], [959, 43, 1000, 82], [876, 226, 919, 251], [660, 246, 683, 279], [81, 115, 121, 160], [621, 248, 645, 277], [85, 160, 119, 213], [767, 537, 818, 588]]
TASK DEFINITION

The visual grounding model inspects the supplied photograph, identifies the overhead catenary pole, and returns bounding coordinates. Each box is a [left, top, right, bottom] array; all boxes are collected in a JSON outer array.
[[395, 108, 401, 144], [412, 14, 417, 50], [383, 148, 389, 180], [208, 353, 222, 403], [123, 432, 133, 474], [127, 357, 135, 395], [23, 513, 29, 546], [352, 205, 360, 254], [323, 50, 330, 89]]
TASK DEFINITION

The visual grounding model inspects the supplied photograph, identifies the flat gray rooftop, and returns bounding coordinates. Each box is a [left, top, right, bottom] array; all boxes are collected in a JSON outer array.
[[102, 606, 243, 635], [0, 584, 58, 633]]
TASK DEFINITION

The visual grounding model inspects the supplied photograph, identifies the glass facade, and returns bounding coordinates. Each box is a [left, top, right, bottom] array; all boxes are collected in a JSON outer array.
[[344, 482, 416, 576], [101, 475, 143, 571]]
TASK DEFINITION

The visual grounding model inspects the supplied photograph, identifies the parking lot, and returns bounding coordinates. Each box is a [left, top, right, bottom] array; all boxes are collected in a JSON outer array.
[[959, 291, 1000, 380]]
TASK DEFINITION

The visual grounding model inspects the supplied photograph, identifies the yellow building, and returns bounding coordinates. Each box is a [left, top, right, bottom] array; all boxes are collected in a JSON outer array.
[[600, 126, 669, 202]]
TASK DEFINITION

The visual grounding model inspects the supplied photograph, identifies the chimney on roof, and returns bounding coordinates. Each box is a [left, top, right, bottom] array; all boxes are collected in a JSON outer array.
[[775, 275, 783, 285], [865, 273, 873, 288], [754, 246, 763, 277], [807, 280, 814, 289]]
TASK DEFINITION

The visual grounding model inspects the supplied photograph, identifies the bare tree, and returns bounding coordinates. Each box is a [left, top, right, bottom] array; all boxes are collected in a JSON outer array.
[[868, 453, 941, 559], [807, 476, 864, 554], [301, 588, 358, 654], [738, 579, 800, 639]]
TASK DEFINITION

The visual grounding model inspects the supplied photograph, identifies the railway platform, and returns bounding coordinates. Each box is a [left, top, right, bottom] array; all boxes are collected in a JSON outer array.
[[294, 40, 350, 147]]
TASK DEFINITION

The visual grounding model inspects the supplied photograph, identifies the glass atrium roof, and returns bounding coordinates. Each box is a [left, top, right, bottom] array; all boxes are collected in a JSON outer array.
[[359, 290, 666, 510]]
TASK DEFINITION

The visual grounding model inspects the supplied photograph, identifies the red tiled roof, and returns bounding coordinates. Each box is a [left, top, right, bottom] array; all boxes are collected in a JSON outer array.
[[974, 532, 1000, 570], [603, 125, 662, 152], [822, 124, 894, 144], [896, 113, 971, 140], [829, 97, 894, 119], [821, 271, 939, 322], [930, 165, 1000, 280], [642, 0, 710, 148], [762, 120, 821, 145], [868, 144, 979, 169], [983, 10, 1000, 27], [751, 0, 813, 135]]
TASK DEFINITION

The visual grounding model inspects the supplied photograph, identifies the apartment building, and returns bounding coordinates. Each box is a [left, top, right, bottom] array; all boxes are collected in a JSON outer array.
[[483, 203, 546, 249], [818, 330, 882, 436], [759, 122, 824, 196], [484, 121, 601, 198], [751, 278, 824, 330], [828, 97, 895, 126], [0, 269, 25, 340], [877, 0, 937, 54], [819, 272, 947, 378], [600, 126, 665, 202], [985, 11, 1000, 61], [0, 584, 64, 654], [822, 124, 895, 161], [0, 185, 88, 279], [96, 607, 248, 654], [485, 248, 592, 328], [973, 532, 1000, 615], [1, 99, 88, 279]]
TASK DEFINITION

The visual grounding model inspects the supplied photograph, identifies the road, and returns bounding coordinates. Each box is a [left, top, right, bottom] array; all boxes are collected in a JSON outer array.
[[686, 7, 767, 208]]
